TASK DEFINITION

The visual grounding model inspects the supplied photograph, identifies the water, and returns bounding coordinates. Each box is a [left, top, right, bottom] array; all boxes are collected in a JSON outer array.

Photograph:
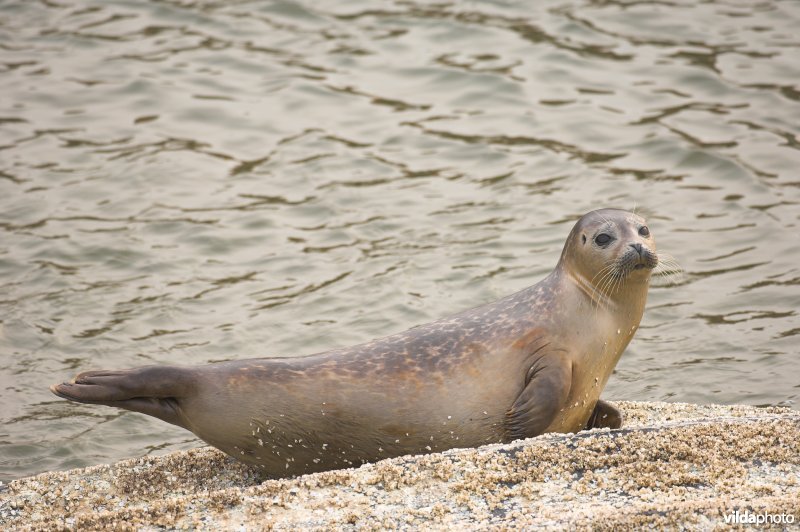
[[1, 0, 798, 482]]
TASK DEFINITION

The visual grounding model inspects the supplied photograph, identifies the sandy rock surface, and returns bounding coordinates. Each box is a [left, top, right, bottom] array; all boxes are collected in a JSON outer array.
[[1, 401, 798, 530]]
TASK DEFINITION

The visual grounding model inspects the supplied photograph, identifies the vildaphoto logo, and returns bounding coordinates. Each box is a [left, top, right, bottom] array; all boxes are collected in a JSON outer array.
[[723, 509, 795, 526]]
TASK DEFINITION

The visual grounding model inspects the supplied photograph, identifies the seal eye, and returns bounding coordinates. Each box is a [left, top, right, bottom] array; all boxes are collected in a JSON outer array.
[[639, 226, 650, 237], [594, 233, 612, 246]]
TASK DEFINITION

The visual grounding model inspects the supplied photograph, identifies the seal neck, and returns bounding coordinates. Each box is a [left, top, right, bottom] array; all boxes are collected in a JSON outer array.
[[564, 268, 619, 312]]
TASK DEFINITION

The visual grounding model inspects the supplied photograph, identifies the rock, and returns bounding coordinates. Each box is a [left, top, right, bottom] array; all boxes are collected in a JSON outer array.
[[1, 402, 798, 530]]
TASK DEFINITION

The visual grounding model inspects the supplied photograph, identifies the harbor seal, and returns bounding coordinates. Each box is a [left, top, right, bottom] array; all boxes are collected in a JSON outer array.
[[51, 208, 659, 476]]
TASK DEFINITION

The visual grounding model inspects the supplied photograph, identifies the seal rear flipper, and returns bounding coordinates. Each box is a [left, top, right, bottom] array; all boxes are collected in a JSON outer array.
[[50, 366, 193, 429], [504, 356, 572, 441], [586, 399, 622, 430]]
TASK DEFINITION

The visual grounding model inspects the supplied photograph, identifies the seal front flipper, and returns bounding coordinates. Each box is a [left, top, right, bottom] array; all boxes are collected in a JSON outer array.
[[50, 366, 193, 429], [585, 399, 622, 430], [504, 355, 572, 441]]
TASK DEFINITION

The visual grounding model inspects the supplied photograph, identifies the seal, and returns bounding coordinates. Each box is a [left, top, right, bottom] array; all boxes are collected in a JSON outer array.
[[51, 208, 659, 476]]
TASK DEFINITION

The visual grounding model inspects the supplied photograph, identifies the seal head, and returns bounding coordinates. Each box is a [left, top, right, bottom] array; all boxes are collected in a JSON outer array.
[[559, 209, 657, 311]]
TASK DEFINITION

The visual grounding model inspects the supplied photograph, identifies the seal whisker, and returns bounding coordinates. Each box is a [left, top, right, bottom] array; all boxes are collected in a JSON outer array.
[[598, 267, 618, 300], [653, 252, 684, 286], [591, 263, 618, 314], [594, 265, 620, 317], [594, 279, 612, 316], [611, 259, 626, 290], [608, 265, 623, 297], [597, 262, 619, 291], [590, 262, 615, 285], [614, 268, 627, 295], [591, 265, 616, 296]]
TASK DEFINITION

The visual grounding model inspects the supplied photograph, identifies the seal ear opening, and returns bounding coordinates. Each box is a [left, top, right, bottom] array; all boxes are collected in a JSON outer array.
[[581, 234, 587, 245]]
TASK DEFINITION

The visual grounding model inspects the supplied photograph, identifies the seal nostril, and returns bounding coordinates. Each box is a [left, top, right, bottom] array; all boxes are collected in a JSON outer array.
[[630, 243, 643, 256]]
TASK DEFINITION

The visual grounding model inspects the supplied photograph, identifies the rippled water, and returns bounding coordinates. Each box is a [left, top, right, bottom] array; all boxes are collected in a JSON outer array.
[[1, 0, 798, 482]]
